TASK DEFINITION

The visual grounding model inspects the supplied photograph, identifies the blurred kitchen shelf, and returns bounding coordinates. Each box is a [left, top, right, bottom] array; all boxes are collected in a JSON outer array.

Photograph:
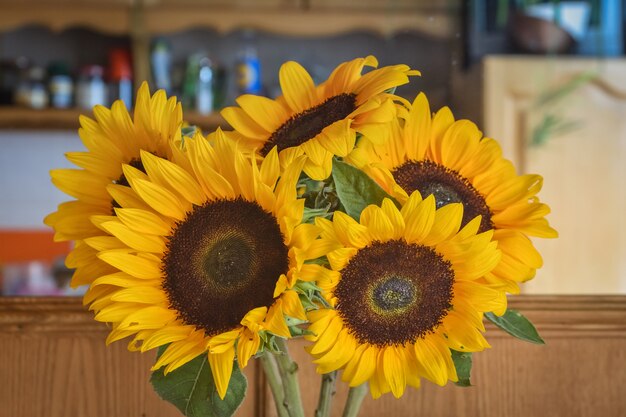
[[0, 107, 227, 131], [0, 1, 457, 38], [184, 111, 228, 132]]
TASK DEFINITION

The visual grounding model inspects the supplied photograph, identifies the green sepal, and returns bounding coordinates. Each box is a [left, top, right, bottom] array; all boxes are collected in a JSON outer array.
[[304, 255, 330, 267], [298, 176, 342, 214], [451, 350, 472, 387], [182, 125, 198, 138], [485, 309, 545, 345], [258, 331, 281, 354], [303, 206, 332, 224], [293, 280, 330, 310], [285, 316, 313, 338], [331, 158, 397, 221], [384, 87, 397, 94], [150, 346, 247, 417]]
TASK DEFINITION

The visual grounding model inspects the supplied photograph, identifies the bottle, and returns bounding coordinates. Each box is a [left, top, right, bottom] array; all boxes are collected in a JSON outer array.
[[108, 48, 133, 109], [236, 29, 262, 95], [76, 65, 107, 109], [151, 38, 172, 93], [13, 57, 31, 107], [48, 62, 73, 109], [195, 56, 214, 115], [27, 66, 48, 110], [182, 53, 200, 111]]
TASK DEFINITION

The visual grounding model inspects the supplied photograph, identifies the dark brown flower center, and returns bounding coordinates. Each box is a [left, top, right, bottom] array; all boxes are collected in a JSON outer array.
[[392, 159, 494, 233], [334, 240, 454, 347], [260, 93, 357, 156], [162, 198, 289, 336], [370, 276, 418, 315]]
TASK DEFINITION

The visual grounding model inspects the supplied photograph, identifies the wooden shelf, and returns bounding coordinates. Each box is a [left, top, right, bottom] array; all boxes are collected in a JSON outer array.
[[0, 2, 456, 39], [0, 4, 131, 35], [0, 107, 227, 132], [0, 107, 87, 130], [144, 7, 455, 38], [185, 111, 229, 132]]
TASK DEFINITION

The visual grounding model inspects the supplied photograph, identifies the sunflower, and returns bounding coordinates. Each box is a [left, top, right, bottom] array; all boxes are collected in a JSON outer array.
[[349, 93, 557, 297], [84, 133, 323, 399], [221, 56, 420, 180], [306, 193, 503, 398], [45, 82, 184, 288]]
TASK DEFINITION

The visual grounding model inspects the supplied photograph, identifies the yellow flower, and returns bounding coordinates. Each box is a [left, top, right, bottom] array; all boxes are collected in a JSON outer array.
[[85, 133, 321, 399], [45, 82, 184, 288], [221, 56, 420, 180], [350, 93, 557, 297], [307, 193, 503, 398]]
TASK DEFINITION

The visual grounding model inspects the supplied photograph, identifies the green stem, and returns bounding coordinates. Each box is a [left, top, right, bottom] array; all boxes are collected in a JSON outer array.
[[273, 338, 305, 417], [260, 353, 290, 417], [315, 371, 337, 417], [342, 383, 368, 417]]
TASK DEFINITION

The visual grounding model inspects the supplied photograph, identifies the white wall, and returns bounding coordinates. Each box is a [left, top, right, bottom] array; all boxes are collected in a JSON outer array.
[[0, 130, 84, 229]]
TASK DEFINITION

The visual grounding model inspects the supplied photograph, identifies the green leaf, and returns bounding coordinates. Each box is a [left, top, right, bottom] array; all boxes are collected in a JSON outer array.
[[451, 350, 472, 387], [331, 158, 396, 220], [485, 309, 545, 345], [150, 347, 247, 417]]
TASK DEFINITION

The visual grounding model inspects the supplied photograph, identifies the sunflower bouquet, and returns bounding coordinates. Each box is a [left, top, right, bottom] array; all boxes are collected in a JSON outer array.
[[46, 56, 557, 417]]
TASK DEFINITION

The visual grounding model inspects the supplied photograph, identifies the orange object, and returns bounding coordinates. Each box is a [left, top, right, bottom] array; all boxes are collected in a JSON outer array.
[[108, 48, 133, 81], [0, 230, 70, 263]]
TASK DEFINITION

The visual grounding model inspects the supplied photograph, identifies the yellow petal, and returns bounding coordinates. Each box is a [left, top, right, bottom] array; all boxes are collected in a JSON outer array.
[[237, 329, 261, 368], [382, 346, 407, 398], [141, 325, 194, 352], [279, 61, 317, 112], [403, 194, 436, 244], [97, 251, 162, 279], [403, 93, 432, 161], [221, 106, 269, 138], [117, 305, 177, 331], [281, 290, 306, 321], [413, 337, 448, 386], [110, 286, 167, 304], [263, 303, 291, 338], [313, 329, 356, 373], [259, 146, 280, 188], [130, 178, 187, 220], [327, 247, 358, 271], [421, 203, 463, 246], [107, 184, 151, 211], [360, 204, 394, 241], [114, 207, 172, 236], [345, 345, 378, 387], [380, 198, 405, 239], [315, 119, 356, 157], [208, 348, 236, 399], [236, 94, 287, 132], [140, 150, 205, 206], [100, 220, 165, 253], [310, 315, 343, 354], [241, 306, 268, 331]]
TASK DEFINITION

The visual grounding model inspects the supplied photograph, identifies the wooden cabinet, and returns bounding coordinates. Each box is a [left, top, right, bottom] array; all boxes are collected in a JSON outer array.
[[484, 56, 626, 294], [2, 296, 625, 417]]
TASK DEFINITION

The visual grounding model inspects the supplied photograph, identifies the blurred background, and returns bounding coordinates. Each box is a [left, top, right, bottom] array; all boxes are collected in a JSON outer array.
[[0, 0, 624, 297]]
